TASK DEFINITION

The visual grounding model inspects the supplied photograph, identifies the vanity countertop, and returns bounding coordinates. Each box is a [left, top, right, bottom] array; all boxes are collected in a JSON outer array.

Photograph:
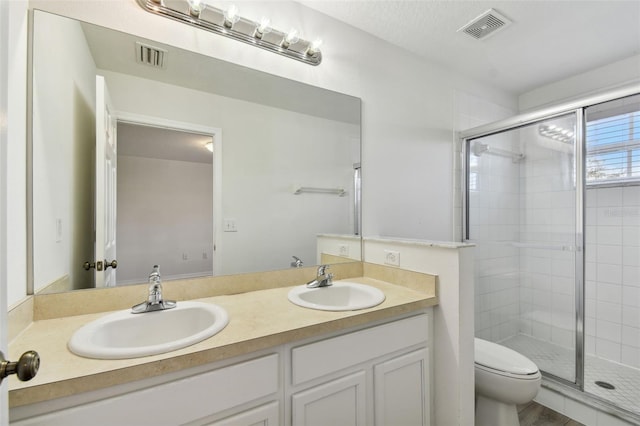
[[8, 274, 437, 408]]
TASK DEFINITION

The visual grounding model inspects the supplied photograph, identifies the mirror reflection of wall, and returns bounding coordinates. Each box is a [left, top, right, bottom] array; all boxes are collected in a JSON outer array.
[[31, 10, 362, 295], [116, 123, 214, 285]]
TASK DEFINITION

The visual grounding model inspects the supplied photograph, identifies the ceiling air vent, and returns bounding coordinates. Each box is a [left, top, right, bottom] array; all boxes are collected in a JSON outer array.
[[458, 9, 511, 40], [135, 42, 167, 68]]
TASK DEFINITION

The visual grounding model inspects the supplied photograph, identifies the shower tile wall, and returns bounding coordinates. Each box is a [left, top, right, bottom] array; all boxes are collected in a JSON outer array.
[[586, 186, 640, 369], [518, 125, 576, 351], [470, 131, 521, 342]]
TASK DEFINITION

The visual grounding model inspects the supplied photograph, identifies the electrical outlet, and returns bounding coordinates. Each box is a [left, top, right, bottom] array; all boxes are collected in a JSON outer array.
[[224, 219, 238, 232], [338, 244, 349, 257], [182, 253, 188, 261], [384, 250, 400, 266]]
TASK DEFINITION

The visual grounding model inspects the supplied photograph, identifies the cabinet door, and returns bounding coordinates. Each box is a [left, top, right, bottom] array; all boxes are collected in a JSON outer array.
[[374, 348, 429, 426], [203, 401, 279, 426], [291, 371, 366, 426]]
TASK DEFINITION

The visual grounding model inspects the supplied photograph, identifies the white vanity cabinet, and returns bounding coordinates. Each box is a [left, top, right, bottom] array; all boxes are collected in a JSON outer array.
[[11, 311, 431, 426], [11, 353, 281, 426], [287, 313, 431, 426]]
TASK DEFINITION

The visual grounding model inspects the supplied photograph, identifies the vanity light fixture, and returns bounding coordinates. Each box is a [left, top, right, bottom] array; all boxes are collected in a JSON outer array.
[[281, 28, 299, 49], [254, 17, 272, 39], [136, 0, 322, 66], [223, 5, 240, 29], [306, 38, 323, 56], [187, 0, 203, 17]]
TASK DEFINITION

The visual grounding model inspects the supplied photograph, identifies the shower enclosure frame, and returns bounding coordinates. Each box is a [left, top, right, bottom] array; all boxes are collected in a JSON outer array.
[[459, 83, 640, 419]]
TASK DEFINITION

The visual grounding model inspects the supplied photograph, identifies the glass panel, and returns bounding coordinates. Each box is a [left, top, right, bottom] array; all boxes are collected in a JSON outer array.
[[467, 112, 578, 383], [583, 94, 640, 417]]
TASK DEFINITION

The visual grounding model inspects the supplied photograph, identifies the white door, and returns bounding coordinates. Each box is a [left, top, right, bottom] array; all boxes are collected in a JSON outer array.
[[0, 0, 10, 420], [291, 371, 366, 426], [374, 348, 430, 426], [95, 76, 117, 287]]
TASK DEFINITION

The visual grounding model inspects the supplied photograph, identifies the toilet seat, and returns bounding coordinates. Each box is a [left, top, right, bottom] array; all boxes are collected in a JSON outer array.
[[475, 362, 541, 380], [475, 338, 539, 378]]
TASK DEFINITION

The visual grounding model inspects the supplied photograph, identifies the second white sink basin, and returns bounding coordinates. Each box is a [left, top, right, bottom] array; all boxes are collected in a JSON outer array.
[[68, 301, 229, 359], [288, 281, 385, 311]]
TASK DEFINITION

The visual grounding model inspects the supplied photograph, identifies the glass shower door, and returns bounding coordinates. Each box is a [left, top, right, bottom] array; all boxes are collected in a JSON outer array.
[[466, 112, 580, 384], [583, 94, 640, 415]]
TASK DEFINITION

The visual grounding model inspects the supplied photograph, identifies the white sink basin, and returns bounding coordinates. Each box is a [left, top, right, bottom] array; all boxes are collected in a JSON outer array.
[[288, 281, 385, 311], [68, 301, 229, 359]]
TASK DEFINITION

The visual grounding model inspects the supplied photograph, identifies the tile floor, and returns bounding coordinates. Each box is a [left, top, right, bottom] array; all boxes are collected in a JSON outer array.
[[518, 401, 584, 426], [502, 334, 640, 418]]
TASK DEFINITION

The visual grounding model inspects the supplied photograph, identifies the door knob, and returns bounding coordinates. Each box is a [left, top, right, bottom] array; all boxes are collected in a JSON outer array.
[[83, 261, 104, 271], [104, 259, 117, 270], [0, 350, 40, 385]]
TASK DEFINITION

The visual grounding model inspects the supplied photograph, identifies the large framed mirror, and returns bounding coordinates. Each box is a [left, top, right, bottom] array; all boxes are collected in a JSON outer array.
[[30, 10, 361, 294]]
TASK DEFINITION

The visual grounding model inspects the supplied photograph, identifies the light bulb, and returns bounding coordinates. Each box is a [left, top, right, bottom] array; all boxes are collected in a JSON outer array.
[[254, 17, 272, 39], [306, 38, 322, 55], [223, 5, 240, 28], [281, 28, 299, 49], [205, 141, 214, 152], [188, 0, 204, 16]]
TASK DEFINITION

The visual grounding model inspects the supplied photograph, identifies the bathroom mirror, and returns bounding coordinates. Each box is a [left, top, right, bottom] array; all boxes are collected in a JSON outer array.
[[31, 10, 361, 294]]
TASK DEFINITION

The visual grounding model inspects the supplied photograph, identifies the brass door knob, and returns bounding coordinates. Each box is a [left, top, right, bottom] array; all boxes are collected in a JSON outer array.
[[105, 260, 117, 270], [83, 261, 104, 271], [0, 350, 40, 384]]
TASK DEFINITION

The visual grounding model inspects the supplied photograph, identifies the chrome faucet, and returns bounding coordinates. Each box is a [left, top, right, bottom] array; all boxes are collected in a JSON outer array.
[[306, 265, 333, 288], [131, 265, 177, 313], [291, 256, 304, 268]]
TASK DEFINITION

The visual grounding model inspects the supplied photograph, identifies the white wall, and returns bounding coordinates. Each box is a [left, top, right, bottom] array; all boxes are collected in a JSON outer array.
[[5, 1, 28, 308], [32, 11, 97, 293], [117, 156, 214, 284], [103, 70, 358, 276], [519, 54, 640, 112], [0, 0, 13, 419]]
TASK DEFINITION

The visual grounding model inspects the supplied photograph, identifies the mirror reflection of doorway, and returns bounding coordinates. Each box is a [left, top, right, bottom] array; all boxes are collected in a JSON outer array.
[[116, 122, 215, 285]]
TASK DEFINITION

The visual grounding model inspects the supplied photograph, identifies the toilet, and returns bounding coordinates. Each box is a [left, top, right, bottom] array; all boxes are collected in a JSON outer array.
[[474, 338, 542, 426]]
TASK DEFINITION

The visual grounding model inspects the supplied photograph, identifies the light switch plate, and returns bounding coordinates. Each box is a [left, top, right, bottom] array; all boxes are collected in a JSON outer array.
[[224, 219, 238, 232]]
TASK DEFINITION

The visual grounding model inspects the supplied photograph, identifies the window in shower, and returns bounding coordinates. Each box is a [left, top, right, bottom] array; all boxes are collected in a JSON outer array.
[[586, 97, 640, 185], [465, 112, 579, 384]]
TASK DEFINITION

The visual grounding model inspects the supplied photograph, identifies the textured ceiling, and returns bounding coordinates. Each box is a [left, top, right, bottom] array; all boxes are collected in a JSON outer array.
[[301, 0, 640, 95]]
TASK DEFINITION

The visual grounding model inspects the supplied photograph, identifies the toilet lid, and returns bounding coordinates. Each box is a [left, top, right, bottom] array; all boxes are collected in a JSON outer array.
[[475, 338, 539, 375]]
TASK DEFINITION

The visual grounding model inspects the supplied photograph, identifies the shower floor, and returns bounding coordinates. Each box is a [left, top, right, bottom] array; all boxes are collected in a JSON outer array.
[[501, 334, 640, 417]]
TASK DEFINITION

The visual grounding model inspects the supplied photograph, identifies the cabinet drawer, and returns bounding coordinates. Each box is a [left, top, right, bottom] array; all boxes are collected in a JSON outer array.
[[292, 314, 428, 385], [14, 354, 279, 426]]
